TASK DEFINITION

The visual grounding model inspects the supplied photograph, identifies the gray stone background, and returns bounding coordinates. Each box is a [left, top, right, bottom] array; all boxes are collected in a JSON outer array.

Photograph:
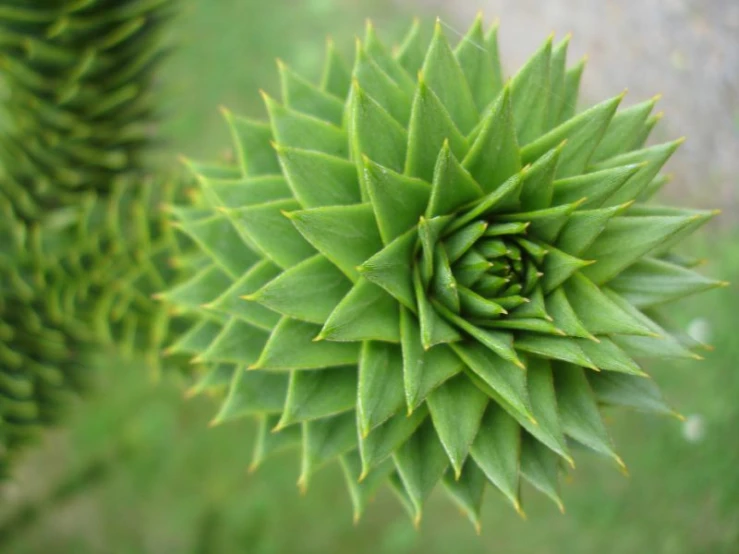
[[396, 0, 739, 222]]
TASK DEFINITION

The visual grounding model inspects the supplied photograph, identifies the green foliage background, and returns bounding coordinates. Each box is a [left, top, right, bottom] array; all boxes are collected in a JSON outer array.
[[0, 0, 737, 552]]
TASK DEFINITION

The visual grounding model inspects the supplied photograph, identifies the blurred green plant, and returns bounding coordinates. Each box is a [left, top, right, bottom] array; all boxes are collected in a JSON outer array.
[[162, 16, 724, 528]]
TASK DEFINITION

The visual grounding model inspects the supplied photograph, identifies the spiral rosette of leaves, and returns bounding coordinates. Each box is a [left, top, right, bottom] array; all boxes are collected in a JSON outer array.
[[0, 0, 175, 217], [162, 18, 724, 527], [0, 176, 189, 474]]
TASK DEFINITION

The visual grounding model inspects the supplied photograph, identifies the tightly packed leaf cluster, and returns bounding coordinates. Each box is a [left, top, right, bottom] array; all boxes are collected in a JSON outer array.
[[0, 0, 175, 218], [0, 176, 188, 471], [164, 18, 723, 527]]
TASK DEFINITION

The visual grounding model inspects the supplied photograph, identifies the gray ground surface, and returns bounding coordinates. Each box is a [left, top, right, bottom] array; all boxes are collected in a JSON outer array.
[[397, 0, 739, 221]]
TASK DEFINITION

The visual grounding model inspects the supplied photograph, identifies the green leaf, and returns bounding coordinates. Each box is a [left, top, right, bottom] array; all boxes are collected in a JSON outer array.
[[353, 40, 412, 125], [592, 96, 660, 162], [449, 171, 525, 232], [508, 358, 570, 465], [556, 203, 629, 256], [427, 373, 488, 476], [222, 111, 280, 176], [552, 164, 643, 209], [522, 93, 623, 177], [359, 408, 428, 477], [577, 337, 646, 375], [288, 203, 383, 281], [252, 317, 360, 370], [544, 287, 596, 341], [363, 157, 430, 244], [278, 60, 344, 125], [444, 221, 488, 263], [395, 19, 427, 75], [592, 140, 683, 206], [359, 228, 417, 310], [519, 142, 564, 211], [442, 459, 487, 532], [250, 415, 302, 472], [213, 369, 288, 423], [451, 341, 533, 423], [320, 38, 351, 98], [276, 145, 361, 208], [414, 265, 462, 349], [340, 451, 394, 523], [558, 58, 585, 123], [546, 36, 570, 132], [250, 255, 352, 324], [470, 402, 522, 512], [498, 201, 582, 243], [278, 367, 357, 429], [587, 372, 676, 416], [199, 175, 292, 209], [187, 364, 236, 397], [175, 215, 256, 279], [541, 246, 594, 293], [608, 257, 725, 309], [520, 432, 564, 512], [421, 19, 479, 134], [582, 215, 699, 284], [405, 76, 469, 182], [197, 318, 269, 365], [264, 94, 347, 157], [455, 14, 499, 112], [393, 418, 449, 523], [320, 278, 400, 343], [166, 319, 222, 357], [226, 199, 315, 270], [553, 363, 623, 467], [509, 37, 551, 144], [564, 273, 654, 336], [400, 307, 462, 413], [207, 259, 282, 331], [358, 342, 405, 435], [462, 86, 520, 194], [364, 20, 416, 94], [458, 286, 505, 318], [435, 302, 523, 368], [428, 141, 483, 217], [350, 81, 408, 173], [515, 335, 597, 369], [300, 412, 357, 488], [161, 265, 230, 311]]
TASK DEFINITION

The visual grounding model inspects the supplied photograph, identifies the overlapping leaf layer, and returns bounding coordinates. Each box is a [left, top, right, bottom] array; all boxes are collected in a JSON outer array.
[[164, 18, 723, 527], [0, 176, 189, 473], [0, 0, 175, 218]]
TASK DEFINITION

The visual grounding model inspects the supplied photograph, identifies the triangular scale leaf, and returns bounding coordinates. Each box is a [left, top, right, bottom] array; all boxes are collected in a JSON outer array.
[[222, 111, 280, 176], [359, 408, 427, 476], [358, 341, 405, 435], [395, 19, 427, 75], [509, 37, 551, 144], [556, 203, 629, 256], [442, 459, 487, 532], [520, 432, 564, 512], [340, 451, 394, 523], [301, 412, 357, 486], [592, 96, 659, 162], [428, 141, 483, 217], [353, 41, 412, 125], [214, 368, 288, 423], [278, 368, 357, 428], [454, 15, 498, 112], [359, 228, 417, 310], [552, 164, 642, 209], [198, 318, 269, 365], [278, 60, 344, 125], [161, 265, 230, 311], [515, 335, 597, 369], [586, 372, 675, 416], [519, 142, 564, 211], [364, 21, 417, 94], [320, 38, 352, 98]]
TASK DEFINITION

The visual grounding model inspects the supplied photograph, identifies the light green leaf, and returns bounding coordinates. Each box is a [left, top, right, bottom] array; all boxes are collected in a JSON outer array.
[[558, 57, 585, 123], [161, 265, 230, 311], [166, 319, 222, 357], [552, 164, 643, 209], [364, 20, 416, 94], [405, 76, 469, 182], [498, 201, 582, 243], [395, 19, 427, 75], [556, 203, 629, 256], [421, 19, 479, 134], [353, 40, 412, 125], [250, 415, 301, 472], [350, 81, 408, 173], [470, 402, 521, 512], [222, 111, 280, 176], [519, 142, 564, 211], [592, 96, 660, 162], [462, 86, 520, 194], [251, 254, 352, 324], [340, 451, 394, 523], [213, 368, 288, 423], [359, 228, 417, 310], [444, 221, 488, 263], [264, 94, 347, 156], [276, 145, 361, 208], [400, 307, 462, 413], [541, 246, 594, 293], [320, 278, 400, 342], [546, 36, 570, 132], [363, 157, 430, 244], [358, 342, 405, 435], [577, 337, 645, 375], [278, 60, 344, 125], [252, 317, 360, 370], [320, 37, 351, 98], [414, 265, 462, 349], [522, 93, 623, 177], [544, 287, 596, 340], [427, 373, 488, 476], [515, 335, 597, 369], [300, 412, 357, 488], [449, 171, 525, 232], [433, 246, 460, 312], [278, 367, 357, 428], [554, 363, 623, 467], [226, 199, 315, 269], [199, 175, 292, 209], [428, 141, 483, 217], [455, 14, 499, 112], [442, 459, 487, 532], [288, 203, 383, 281], [197, 318, 269, 365], [509, 37, 551, 144]]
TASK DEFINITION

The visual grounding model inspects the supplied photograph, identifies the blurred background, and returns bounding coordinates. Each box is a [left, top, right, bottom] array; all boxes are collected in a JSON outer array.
[[0, 0, 737, 552]]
